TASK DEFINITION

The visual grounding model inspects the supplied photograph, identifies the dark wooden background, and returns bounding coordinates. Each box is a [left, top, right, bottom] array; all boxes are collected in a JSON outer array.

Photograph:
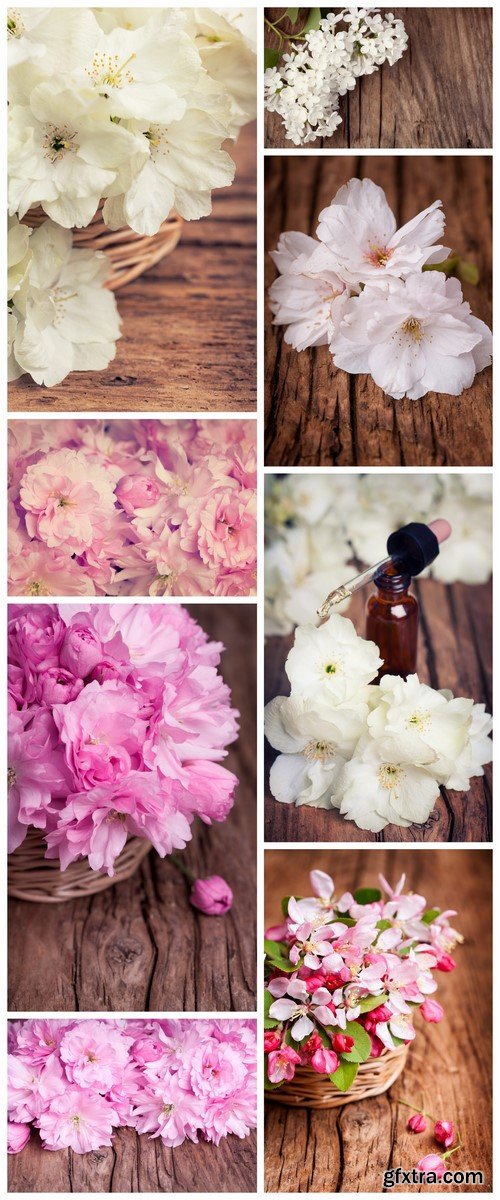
[[265, 847, 492, 1193], [265, 155, 492, 467], [264, 8, 492, 148], [9, 1125, 257, 1194], [9, 124, 256, 414], [265, 580, 492, 842], [8, 605, 256, 1012]]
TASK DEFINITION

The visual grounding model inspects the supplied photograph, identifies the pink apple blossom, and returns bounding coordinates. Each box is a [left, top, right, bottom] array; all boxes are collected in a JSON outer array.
[[420, 998, 444, 1023], [434, 1119, 454, 1148], [8, 1121, 30, 1154], [267, 1045, 302, 1084], [416, 1153, 445, 1179]]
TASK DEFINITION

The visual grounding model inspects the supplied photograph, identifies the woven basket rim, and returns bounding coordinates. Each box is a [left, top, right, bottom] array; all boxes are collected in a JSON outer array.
[[266, 1043, 409, 1109], [8, 826, 151, 903]]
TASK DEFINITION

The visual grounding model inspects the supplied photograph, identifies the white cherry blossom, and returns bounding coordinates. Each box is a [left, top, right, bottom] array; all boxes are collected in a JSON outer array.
[[285, 613, 382, 706]]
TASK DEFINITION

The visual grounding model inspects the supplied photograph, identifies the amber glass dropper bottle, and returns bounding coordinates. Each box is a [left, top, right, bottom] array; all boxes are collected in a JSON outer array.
[[366, 561, 419, 681]]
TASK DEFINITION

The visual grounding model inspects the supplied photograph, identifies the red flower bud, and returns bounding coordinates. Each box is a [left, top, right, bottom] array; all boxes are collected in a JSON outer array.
[[434, 1119, 454, 1148], [332, 1033, 355, 1053], [264, 1031, 282, 1053], [408, 1113, 427, 1133], [436, 953, 456, 972]]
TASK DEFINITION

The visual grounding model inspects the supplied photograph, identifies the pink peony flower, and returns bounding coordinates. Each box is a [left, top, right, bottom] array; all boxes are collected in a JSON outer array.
[[60, 1021, 131, 1091], [19, 448, 117, 554], [8, 1122, 31, 1154], [9, 605, 66, 672], [36, 668, 84, 706], [417, 1153, 445, 1179], [38, 1088, 120, 1153], [60, 621, 103, 678], [53, 680, 146, 791], [408, 1113, 427, 1133], [420, 998, 444, 1023], [434, 1119, 454, 1148], [190, 876, 233, 915]]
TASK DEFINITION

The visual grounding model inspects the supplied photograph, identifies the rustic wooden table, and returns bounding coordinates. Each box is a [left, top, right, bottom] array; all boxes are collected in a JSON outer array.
[[265, 580, 492, 843], [265, 154, 492, 467], [264, 847, 492, 1193], [9, 125, 256, 414], [264, 8, 492, 149], [8, 1125, 257, 1194], [8, 605, 256, 1012]]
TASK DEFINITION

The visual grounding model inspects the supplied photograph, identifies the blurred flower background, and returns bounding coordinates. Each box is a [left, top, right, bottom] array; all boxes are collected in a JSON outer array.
[[265, 473, 492, 636]]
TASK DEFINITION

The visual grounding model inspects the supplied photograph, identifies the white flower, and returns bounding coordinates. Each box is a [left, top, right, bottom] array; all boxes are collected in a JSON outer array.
[[265, 694, 366, 808], [8, 215, 32, 302], [308, 178, 448, 287], [336, 735, 441, 832], [330, 272, 492, 400], [367, 674, 472, 768], [433, 696, 492, 790], [285, 613, 382, 706], [265, 526, 351, 636], [269, 231, 349, 351], [9, 219, 121, 387], [428, 492, 492, 584], [187, 8, 257, 134]]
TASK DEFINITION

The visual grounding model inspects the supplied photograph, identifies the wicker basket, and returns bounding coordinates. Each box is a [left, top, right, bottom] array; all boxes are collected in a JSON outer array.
[[266, 1045, 409, 1109], [24, 204, 183, 290], [8, 827, 152, 903]]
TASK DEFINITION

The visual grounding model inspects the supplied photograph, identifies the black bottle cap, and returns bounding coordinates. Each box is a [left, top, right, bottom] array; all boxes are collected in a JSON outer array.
[[386, 522, 440, 576]]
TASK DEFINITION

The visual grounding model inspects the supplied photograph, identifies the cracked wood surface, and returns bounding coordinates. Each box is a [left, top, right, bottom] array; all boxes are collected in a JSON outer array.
[[8, 1125, 257, 1194], [8, 605, 256, 1012], [265, 155, 492, 467], [264, 847, 492, 1193], [9, 124, 256, 414], [265, 580, 492, 843], [264, 8, 492, 149]]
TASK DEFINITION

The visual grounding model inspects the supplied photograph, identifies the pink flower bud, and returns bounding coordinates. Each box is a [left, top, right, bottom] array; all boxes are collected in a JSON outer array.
[[36, 667, 83, 705], [189, 875, 233, 915], [8, 1122, 30, 1154], [436, 952, 456, 972], [434, 1119, 454, 1148], [408, 1113, 427, 1133], [115, 474, 160, 514], [332, 1033, 355, 1053], [420, 998, 444, 1023], [368, 1033, 386, 1058], [60, 623, 103, 678], [310, 1046, 339, 1075], [417, 1153, 445, 1179], [264, 1031, 282, 1053], [131, 1037, 164, 1065]]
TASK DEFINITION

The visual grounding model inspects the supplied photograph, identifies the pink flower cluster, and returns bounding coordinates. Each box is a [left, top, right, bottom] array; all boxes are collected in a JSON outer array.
[[8, 1019, 257, 1155], [8, 604, 239, 874], [8, 419, 257, 597], [265, 871, 461, 1089]]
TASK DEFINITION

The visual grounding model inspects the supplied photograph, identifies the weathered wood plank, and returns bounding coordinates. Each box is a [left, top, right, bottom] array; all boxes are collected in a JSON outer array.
[[8, 605, 256, 1012], [264, 581, 492, 842], [265, 848, 492, 1193], [265, 154, 492, 466], [8, 125, 256, 414], [264, 9, 492, 149], [8, 1125, 257, 1194]]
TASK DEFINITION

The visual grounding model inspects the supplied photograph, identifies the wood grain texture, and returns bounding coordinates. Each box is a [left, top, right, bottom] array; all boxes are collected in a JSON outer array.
[[265, 580, 492, 843], [8, 1125, 257, 1194], [264, 8, 492, 148], [265, 847, 492, 1193], [8, 605, 256, 1012], [265, 155, 492, 467], [8, 124, 256, 414]]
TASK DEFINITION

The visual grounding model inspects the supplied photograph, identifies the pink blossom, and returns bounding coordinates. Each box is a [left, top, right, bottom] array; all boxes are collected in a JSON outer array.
[[434, 1119, 454, 1148], [186, 1042, 247, 1098], [436, 953, 456, 972], [8, 710, 70, 851], [115, 473, 162, 514], [36, 669, 84, 705], [9, 605, 65, 672], [19, 448, 117, 554], [417, 1153, 445, 1179], [60, 621, 103, 677], [332, 1033, 354, 1053], [310, 1046, 339, 1075], [408, 1113, 427, 1133], [264, 1031, 281, 1053], [53, 680, 146, 790], [131, 1077, 202, 1147], [8, 1121, 31, 1154], [190, 876, 233, 915], [421, 998, 444, 1023], [38, 1088, 120, 1153], [267, 1045, 302, 1084], [60, 1021, 131, 1091]]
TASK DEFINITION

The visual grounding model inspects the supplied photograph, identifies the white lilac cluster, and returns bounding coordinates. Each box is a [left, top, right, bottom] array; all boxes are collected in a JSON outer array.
[[264, 8, 408, 146], [265, 472, 492, 637], [7, 6, 256, 385], [269, 178, 492, 401], [264, 614, 492, 831]]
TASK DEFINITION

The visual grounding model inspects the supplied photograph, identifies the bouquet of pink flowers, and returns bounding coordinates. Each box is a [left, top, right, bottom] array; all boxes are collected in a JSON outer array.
[[8, 604, 239, 875], [8, 1018, 257, 1155], [265, 871, 461, 1091], [8, 418, 257, 597]]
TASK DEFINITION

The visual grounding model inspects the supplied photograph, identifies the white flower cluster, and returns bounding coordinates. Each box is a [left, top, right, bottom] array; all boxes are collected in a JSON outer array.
[[269, 178, 492, 400], [265, 472, 492, 637], [265, 614, 492, 831], [7, 6, 256, 385], [8, 216, 121, 386], [264, 8, 408, 146]]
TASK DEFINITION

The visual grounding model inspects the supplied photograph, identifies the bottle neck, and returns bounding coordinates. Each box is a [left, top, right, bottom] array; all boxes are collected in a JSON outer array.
[[374, 566, 412, 597]]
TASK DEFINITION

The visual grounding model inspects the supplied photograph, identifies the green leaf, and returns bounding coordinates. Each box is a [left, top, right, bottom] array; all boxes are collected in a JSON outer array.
[[264, 47, 280, 70], [421, 907, 441, 925], [458, 258, 480, 286], [264, 938, 288, 960], [339, 1021, 372, 1063], [334, 915, 356, 927], [353, 887, 381, 905], [358, 992, 389, 1014], [264, 993, 280, 1029], [264, 1017, 279, 1029], [303, 7, 322, 32], [330, 1060, 359, 1092], [281, 895, 292, 916], [284, 6, 299, 21], [376, 919, 392, 931], [264, 1073, 282, 1092]]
